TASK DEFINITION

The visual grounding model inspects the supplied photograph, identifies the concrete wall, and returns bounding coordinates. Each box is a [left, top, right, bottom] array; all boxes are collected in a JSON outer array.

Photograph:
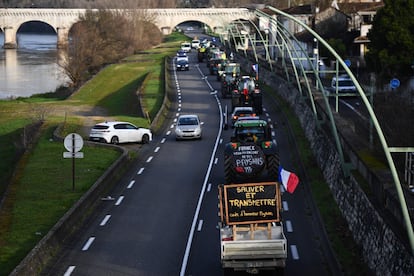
[[236, 55, 414, 275]]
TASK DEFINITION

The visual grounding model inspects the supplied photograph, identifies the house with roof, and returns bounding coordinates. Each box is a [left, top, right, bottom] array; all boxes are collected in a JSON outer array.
[[258, 1, 384, 70]]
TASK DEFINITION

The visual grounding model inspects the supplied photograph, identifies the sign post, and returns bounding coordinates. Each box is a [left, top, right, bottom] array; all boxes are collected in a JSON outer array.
[[63, 133, 84, 191]]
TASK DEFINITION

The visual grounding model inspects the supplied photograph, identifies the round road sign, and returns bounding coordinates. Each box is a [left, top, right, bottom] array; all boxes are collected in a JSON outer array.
[[390, 78, 400, 89], [64, 133, 84, 153]]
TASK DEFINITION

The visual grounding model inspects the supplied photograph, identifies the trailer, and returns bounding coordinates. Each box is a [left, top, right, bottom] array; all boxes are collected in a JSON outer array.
[[218, 182, 287, 275]]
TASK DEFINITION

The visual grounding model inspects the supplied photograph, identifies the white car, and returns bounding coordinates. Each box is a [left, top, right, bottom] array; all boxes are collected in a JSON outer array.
[[89, 121, 152, 144], [181, 42, 191, 53], [175, 114, 203, 140], [230, 106, 255, 127], [191, 39, 200, 49]]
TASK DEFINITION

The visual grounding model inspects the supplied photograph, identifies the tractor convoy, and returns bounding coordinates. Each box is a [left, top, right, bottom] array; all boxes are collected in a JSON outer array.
[[193, 37, 287, 275]]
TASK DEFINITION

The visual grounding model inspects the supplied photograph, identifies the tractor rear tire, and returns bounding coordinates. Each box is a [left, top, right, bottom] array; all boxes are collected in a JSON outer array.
[[224, 155, 236, 184], [267, 153, 280, 181]]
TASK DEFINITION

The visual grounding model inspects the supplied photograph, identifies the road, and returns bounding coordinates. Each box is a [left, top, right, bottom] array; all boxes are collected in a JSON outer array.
[[43, 45, 337, 275]]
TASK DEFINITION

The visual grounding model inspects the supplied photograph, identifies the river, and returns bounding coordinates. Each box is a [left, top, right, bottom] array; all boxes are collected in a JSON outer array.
[[0, 33, 69, 99]]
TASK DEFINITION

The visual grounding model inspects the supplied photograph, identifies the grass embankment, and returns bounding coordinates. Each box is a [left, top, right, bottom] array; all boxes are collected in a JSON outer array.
[[0, 32, 187, 275]]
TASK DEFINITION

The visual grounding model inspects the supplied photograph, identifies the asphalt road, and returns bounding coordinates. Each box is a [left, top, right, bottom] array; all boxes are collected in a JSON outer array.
[[43, 47, 338, 276]]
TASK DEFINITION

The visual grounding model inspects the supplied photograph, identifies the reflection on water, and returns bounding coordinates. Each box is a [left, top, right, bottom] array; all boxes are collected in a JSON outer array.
[[0, 33, 69, 99]]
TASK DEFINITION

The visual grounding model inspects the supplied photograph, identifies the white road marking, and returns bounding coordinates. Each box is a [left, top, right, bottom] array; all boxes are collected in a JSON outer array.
[[146, 156, 153, 163], [219, 138, 223, 144], [115, 196, 124, 206], [137, 168, 144, 175], [180, 59, 224, 276], [214, 157, 218, 164], [154, 147, 160, 153], [100, 215, 111, 226], [127, 180, 135, 189], [285, 220, 293, 232], [197, 220, 203, 231], [166, 130, 171, 136], [290, 245, 300, 260], [170, 124, 175, 128], [161, 138, 166, 143], [82, 237, 95, 251], [63, 266, 76, 276], [282, 201, 289, 211]]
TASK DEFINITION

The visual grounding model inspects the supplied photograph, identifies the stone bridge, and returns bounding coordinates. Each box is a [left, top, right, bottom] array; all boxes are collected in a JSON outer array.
[[0, 8, 255, 48]]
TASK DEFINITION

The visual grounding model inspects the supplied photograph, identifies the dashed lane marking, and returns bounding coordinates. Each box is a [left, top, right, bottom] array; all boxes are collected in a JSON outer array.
[[82, 237, 95, 251], [127, 180, 135, 189], [100, 215, 111, 226]]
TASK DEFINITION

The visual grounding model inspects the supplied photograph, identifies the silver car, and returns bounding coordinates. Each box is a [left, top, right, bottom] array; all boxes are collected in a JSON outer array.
[[175, 114, 203, 140], [89, 121, 152, 144]]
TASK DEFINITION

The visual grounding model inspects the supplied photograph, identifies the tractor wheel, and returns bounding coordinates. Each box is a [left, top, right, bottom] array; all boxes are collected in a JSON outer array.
[[224, 155, 236, 184], [267, 153, 280, 180]]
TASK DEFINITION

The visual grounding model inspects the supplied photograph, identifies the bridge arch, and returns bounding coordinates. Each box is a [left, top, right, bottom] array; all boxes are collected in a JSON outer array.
[[0, 8, 254, 48]]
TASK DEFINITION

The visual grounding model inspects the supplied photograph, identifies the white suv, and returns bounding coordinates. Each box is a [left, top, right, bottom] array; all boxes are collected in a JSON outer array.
[[89, 121, 152, 144]]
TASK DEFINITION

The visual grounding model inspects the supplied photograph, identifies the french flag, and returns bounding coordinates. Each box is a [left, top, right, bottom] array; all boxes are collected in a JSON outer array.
[[279, 167, 299, 194], [252, 64, 258, 73]]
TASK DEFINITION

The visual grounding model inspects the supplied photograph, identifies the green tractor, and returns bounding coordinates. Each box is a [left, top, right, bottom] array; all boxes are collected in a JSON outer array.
[[220, 62, 240, 98], [224, 118, 279, 184]]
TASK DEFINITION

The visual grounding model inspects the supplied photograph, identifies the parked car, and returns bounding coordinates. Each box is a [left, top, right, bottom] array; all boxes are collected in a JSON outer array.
[[175, 114, 203, 140], [330, 75, 357, 94], [89, 121, 152, 144], [230, 106, 256, 127]]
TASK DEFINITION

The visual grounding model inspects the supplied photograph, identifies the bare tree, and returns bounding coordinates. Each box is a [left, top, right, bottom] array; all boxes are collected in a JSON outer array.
[[60, 5, 162, 87]]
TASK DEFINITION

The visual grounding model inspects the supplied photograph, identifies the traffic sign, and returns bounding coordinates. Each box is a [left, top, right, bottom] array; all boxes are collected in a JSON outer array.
[[344, 59, 351, 67], [63, 152, 84, 158], [64, 133, 83, 153], [390, 78, 400, 89]]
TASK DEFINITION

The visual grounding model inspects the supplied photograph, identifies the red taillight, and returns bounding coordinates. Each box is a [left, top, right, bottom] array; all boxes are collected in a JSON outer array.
[[254, 89, 260, 94], [231, 143, 238, 149], [222, 236, 233, 241], [233, 116, 238, 120], [233, 89, 239, 94]]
